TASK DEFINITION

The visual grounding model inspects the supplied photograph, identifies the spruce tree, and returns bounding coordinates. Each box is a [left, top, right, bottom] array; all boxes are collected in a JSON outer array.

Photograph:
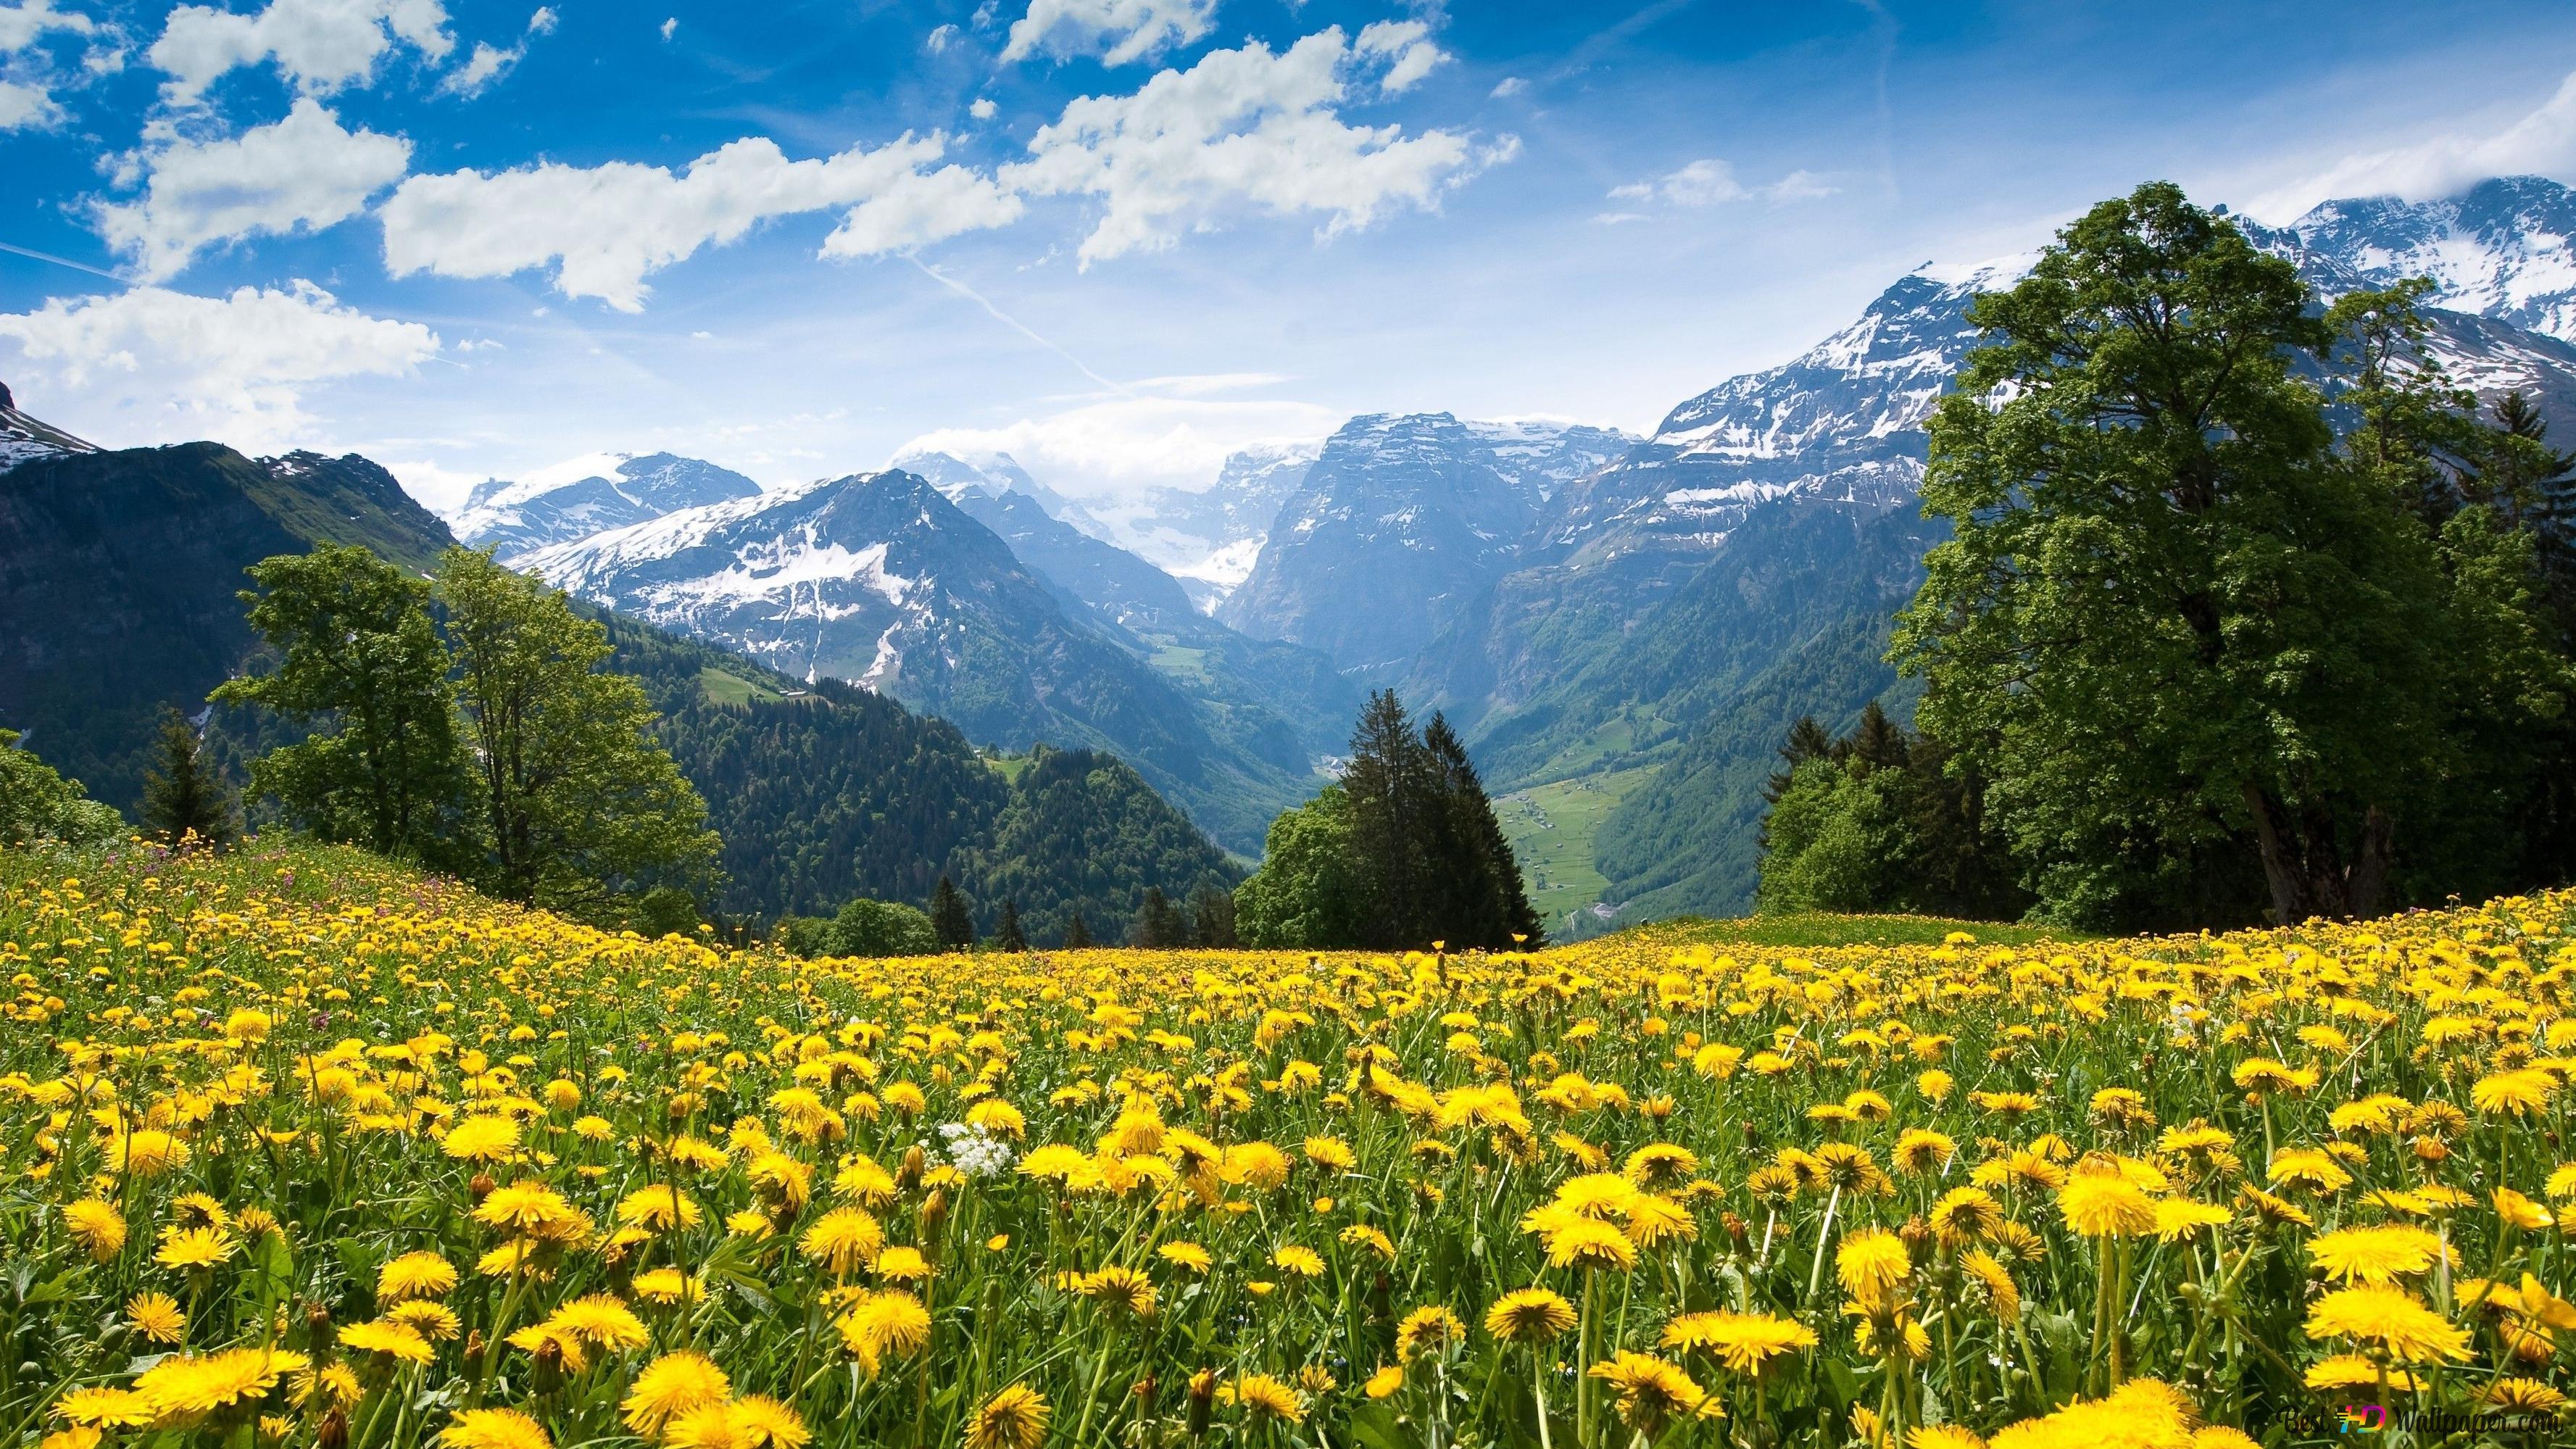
[[1060, 910, 1094, 949], [1421, 713, 1545, 948], [994, 898, 1029, 952], [928, 875, 975, 949], [1188, 884, 1237, 947], [1131, 887, 1184, 947], [1342, 689, 1437, 947], [141, 707, 234, 847]]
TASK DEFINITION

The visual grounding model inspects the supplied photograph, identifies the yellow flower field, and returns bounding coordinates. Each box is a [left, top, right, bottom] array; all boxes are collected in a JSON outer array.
[[4, 839, 2573, 1449]]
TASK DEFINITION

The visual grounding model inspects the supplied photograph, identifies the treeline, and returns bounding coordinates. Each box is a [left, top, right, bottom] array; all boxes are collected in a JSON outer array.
[[1237, 690, 1542, 950], [1762, 183, 2576, 931]]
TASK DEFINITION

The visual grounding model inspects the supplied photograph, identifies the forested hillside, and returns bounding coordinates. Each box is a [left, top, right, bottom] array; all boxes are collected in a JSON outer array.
[[0, 432, 1240, 940]]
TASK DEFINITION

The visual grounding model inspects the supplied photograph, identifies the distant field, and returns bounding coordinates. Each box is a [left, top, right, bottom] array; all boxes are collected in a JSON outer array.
[[983, 751, 1032, 782], [1492, 764, 1659, 922], [1615, 910, 2095, 950], [696, 665, 784, 706]]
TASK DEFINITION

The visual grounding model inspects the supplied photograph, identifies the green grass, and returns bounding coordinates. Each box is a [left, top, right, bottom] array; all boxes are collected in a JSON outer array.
[[982, 752, 1032, 783], [1615, 910, 2097, 950], [1493, 764, 1661, 921], [1144, 641, 1213, 684], [697, 666, 784, 707]]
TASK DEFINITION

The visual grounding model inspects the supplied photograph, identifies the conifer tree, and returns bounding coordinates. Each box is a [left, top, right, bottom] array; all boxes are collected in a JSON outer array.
[[1188, 883, 1237, 947], [1060, 910, 1094, 948], [994, 898, 1029, 952], [928, 875, 974, 949], [1342, 690, 1437, 946], [1422, 713, 1545, 947], [1131, 886, 1184, 947], [141, 707, 234, 847]]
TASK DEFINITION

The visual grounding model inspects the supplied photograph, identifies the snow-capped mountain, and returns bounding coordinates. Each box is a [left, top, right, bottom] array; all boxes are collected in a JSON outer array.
[[889, 448, 1115, 541], [1220, 412, 1547, 676], [452, 453, 762, 560], [1463, 418, 1639, 503], [2279, 175, 2576, 344], [1099, 420, 1634, 614], [0, 381, 98, 473], [519, 468, 1320, 852]]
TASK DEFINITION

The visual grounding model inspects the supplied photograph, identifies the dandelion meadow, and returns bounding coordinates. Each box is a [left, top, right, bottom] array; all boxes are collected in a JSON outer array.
[[5, 839, 2575, 1449]]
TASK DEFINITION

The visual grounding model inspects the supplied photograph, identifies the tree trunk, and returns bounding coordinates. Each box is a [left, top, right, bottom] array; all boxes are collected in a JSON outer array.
[[2241, 784, 2393, 923]]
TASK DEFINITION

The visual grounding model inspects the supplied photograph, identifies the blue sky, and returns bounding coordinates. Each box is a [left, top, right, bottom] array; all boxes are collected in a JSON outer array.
[[5, 0, 2576, 508]]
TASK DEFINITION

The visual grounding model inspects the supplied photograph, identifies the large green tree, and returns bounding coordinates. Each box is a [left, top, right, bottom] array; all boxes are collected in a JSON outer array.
[[212, 545, 476, 868], [0, 732, 126, 848], [1892, 182, 2571, 927], [435, 548, 718, 915], [1234, 785, 1366, 949], [1238, 693, 1540, 950]]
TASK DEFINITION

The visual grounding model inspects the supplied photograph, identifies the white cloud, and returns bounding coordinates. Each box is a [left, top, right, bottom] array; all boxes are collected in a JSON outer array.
[[820, 165, 1025, 257], [436, 6, 553, 97], [0, 77, 55, 125], [150, 0, 454, 104], [1590, 211, 1645, 225], [1003, 28, 1487, 266], [378, 133, 958, 310], [0, 280, 440, 452], [658, 16, 673, 39], [94, 99, 412, 281], [969, 96, 997, 120], [896, 391, 1337, 498], [924, 22, 957, 54], [380, 454, 489, 512], [0, 0, 91, 50], [1608, 157, 1835, 208], [1001, 0, 1214, 67], [2251, 69, 2576, 221], [0, 0, 98, 128], [1489, 75, 1524, 99], [1355, 19, 1444, 96]]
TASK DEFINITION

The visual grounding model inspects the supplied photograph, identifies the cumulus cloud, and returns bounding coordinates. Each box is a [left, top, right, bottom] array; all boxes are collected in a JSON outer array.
[[436, 6, 552, 98], [896, 390, 1337, 498], [1608, 158, 1834, 208], [924, 22, 957, 54], [0, 0, 93, 50], [0, 0, 99, 128], [820, 165, 1025, 257], [1355, 19, 1444, 95], [1001, 0, 1214, 67], [150, 0, 454, 104], [658, 16, 673, 39], [1003, 28, 1489, 266], [2251, 68, 2576, 221], [94, 99, 412, 281], [970, 96, 997, 120], [0, 280, 440, 452], [1489, 75, 1524, 99], [378, 133, 956, 310]]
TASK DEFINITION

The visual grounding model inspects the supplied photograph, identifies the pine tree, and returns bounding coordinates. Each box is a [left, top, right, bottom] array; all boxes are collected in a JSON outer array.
[[1342, 689, 1437, 947], [1849, 701, 1909, 772], [1188, 883, 1237, 947], [1060, 910, 1094, 949], [928, 875, 975, 949], [1131, 886, 1184, 947], [1421, 713, 1545, 948], [994, 898, 1029, 952], [141, 707, 234, 847], [1765, 715, 1837, 805]]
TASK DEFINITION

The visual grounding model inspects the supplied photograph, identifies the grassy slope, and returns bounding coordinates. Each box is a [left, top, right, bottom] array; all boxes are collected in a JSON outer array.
[[1491, 764, 1659, 924]]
